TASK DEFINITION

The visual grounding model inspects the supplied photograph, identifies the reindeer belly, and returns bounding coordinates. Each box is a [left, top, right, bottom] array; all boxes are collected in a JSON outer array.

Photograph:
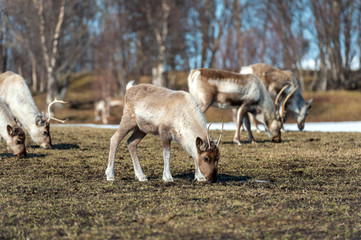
[[213, 92, 244, 109], [136, 117, 160, 135]]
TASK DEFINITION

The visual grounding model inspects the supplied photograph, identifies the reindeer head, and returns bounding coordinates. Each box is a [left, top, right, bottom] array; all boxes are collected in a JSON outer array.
[[32, 98, 67, 149], [6, 125, 27, 158], [196, 138, 220, 182], [33, 115, 52, 148], [195, 122, 223, 182], [295, 98, 313, 131], [267, 112, 283, 143]]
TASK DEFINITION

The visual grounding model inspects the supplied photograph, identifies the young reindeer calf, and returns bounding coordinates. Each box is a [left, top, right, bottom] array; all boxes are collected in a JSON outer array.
[[105, 83, 222, 183]]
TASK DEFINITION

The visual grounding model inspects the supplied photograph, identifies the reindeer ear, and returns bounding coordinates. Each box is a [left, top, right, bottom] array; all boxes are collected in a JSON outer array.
[[7, 125, 16, 136], [35, 116, 44, 126], [196, 137, 204, 152], [307, 98, 313, 109]]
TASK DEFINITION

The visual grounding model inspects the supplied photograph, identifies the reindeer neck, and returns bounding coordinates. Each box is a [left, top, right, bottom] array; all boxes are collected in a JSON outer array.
[[171, 106, 208, 159], [0, 101, 15, 141]]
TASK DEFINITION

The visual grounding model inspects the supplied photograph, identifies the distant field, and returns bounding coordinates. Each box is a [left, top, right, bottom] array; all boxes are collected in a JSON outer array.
[[1, 127, 360, 239], [31, 74, 361, 124]]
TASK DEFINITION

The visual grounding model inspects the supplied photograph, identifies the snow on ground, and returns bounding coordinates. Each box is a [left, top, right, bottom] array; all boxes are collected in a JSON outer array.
[[54, 121, 361, 133]]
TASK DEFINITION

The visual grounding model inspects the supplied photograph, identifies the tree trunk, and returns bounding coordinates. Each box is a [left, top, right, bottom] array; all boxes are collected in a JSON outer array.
[[234, 0, 243, 69], [33, 0, 65, 112]]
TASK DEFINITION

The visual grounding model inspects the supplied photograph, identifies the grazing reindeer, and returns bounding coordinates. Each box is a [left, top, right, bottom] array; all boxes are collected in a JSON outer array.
[[105, 83, 222, 182], [0, 71, 66, 149], [188, 68, 290, 145], [0, 97, 27, 157], [240, 63, 313, 131]]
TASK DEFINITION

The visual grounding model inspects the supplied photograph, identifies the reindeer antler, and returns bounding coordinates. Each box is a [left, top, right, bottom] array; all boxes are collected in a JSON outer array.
[[47, 97, 68, 123], [216, 118, 224, 146], [275, 85, 290, 106], [281, 86, 298, 120], [206, 121, 215, 148]]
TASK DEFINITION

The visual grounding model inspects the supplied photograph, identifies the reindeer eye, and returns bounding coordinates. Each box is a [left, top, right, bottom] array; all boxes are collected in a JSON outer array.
[[43, 131, 48, 136], [203, 156, 209, 163], [16, 140, 23, 145]]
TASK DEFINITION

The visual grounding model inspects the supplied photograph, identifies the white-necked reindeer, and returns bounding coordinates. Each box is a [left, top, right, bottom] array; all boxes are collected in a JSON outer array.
[[0, 97, 27, 157], [105, 83, 222, 183], [240, 63, 313, 131], [0, 71, 66, 149], [188, 68, 293, 145]]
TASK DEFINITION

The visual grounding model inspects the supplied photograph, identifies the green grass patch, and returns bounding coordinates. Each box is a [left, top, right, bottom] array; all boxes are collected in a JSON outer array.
[[1, 127, 360, 239]]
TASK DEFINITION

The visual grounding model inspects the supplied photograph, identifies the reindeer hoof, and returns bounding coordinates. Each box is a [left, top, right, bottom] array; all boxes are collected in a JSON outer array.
[[106, 175, 115, 181], [105, 169, 115, 181], [163, 177, 174, 182], [137, 175, 148, 181], [233, 139, 242, 145], [163, 173, 174, 182]]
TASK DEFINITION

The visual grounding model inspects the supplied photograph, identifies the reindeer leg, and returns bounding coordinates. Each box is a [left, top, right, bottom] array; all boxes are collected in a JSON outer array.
[[200, 102, 211, 113], [233, 105, 248, 145], [244, 114, 256, 143], [249, 113, 260, 133], [232, 108, 245, 132], [105, 116, 136, 181], [127, 128, 148, 181], [160, 130, 173, 182]]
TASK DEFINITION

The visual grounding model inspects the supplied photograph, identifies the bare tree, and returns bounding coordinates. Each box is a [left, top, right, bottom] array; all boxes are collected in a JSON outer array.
[[310, 0, 358, 90], [32, 0, 65, 107], [0, 7, 9, 72]]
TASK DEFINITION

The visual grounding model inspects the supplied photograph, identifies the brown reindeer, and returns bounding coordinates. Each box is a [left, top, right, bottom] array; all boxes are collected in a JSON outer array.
[[188, 68, 294, 144], [240, 63, 313, 131], [105, 83, 222, 182]]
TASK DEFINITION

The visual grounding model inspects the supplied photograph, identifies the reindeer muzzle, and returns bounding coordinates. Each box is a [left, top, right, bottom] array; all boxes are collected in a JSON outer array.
[[272, 136, 282, 143], [41, 143, 52, 149], [16, 151, 27, 158], [298, 122, 305, 131]]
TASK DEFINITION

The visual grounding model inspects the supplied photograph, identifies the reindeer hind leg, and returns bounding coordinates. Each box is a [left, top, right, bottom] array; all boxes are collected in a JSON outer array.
[[127, 128, 148, 181], [105, 114, 136, 181]]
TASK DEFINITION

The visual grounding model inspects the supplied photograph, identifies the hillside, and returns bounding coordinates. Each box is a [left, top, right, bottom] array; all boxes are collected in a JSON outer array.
[[32, 74, 361, 124]]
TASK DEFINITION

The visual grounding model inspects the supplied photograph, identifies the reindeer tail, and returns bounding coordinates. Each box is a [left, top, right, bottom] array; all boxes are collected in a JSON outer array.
[[126, 80, 136, 91]]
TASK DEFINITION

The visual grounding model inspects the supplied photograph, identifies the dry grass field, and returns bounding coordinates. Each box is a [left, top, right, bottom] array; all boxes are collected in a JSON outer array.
[[1, 127, 361, 239]]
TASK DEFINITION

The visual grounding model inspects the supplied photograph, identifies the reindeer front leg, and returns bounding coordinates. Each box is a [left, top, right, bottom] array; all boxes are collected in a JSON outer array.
[[127, 128, 148, 181], [234, 105, 247, 145], [160, 130, 173, 182], [234, 104, 256, 144], [243, 114, 256, 143]]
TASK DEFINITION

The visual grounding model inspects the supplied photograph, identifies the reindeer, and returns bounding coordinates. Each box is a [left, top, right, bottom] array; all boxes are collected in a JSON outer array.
[[0, 71, 66, 149], [188, 68, 294, 145], [105, 83, 222, 183], [0, 97, 27, 157], [240, 63, 313, 131]]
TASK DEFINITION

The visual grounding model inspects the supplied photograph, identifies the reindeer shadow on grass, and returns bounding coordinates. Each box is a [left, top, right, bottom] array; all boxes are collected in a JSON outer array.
[[174, 173, 251, 183], [221, 139, 295, 145], [0, 152, 46, 159], [30, 143, 80, 150]]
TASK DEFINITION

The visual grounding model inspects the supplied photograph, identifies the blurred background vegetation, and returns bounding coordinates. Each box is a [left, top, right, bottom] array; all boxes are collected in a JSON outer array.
[[1, 0, 361, 123]]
